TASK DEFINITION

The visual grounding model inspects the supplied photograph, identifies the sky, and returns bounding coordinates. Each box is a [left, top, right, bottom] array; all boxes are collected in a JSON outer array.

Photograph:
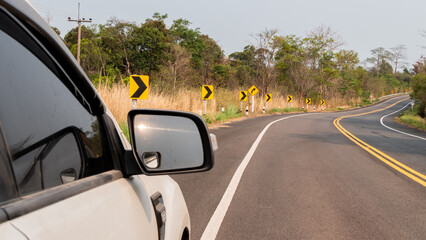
[[28, 0, 426, 68]]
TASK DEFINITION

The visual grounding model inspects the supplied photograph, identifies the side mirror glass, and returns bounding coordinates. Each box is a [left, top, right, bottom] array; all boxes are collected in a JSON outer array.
[[128, 110, 214, 174]]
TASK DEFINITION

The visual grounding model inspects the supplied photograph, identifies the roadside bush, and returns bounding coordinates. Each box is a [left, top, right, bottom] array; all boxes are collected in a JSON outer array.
[[398, 105, 426, 130], [412, 74, 426, 118]]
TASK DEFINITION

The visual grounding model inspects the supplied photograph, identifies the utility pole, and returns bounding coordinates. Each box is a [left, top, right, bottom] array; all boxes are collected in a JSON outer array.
[[68, 2, 92, 65]]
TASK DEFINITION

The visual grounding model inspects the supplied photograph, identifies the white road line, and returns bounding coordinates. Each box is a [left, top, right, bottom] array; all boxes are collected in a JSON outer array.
[[380, 101, 426, 141], [200, 113, 314, 240]]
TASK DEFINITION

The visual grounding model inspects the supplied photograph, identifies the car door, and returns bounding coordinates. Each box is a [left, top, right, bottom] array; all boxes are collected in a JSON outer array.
[[0, 5, 158, 239]]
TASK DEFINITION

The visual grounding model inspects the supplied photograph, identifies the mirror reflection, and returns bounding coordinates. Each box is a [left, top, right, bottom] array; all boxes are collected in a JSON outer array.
[[142, 152, 160, 169], [134, 115, 204, 170]]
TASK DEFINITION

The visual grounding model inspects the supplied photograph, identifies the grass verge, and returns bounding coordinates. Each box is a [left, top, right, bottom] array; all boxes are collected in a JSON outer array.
[[398, 105, 426, 131], [202, 105, 243, 124], [119, 121, 131, 142], [268, 107, 303, 113]]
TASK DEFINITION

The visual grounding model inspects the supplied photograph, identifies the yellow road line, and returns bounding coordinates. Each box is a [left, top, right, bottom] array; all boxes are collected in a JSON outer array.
[[333, 98, 426, 187]]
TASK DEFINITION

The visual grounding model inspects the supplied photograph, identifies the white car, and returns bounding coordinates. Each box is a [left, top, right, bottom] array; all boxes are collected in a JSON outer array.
[[0, 0, 215, 239]]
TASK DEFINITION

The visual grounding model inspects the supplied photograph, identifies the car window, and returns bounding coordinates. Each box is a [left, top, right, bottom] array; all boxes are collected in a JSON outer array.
[[0, 26, 112, 197]]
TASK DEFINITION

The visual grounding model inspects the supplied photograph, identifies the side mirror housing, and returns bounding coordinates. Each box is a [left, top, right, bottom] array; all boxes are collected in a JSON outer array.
[[127, 109, 214, 175]]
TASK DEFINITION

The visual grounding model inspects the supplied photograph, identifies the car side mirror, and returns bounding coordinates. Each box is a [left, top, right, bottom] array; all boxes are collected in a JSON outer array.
[[128, 109, 214, 174]]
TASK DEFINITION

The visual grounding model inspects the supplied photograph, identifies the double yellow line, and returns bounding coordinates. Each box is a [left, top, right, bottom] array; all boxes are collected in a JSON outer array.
[[333, 98, 426, 187]]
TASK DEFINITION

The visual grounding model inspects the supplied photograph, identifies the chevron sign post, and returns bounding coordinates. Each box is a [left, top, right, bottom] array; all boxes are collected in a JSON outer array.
[[202, 85, 214, 114]]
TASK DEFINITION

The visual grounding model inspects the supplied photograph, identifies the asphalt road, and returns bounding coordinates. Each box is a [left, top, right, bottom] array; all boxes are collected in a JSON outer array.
[[173, 96, 426, 240]]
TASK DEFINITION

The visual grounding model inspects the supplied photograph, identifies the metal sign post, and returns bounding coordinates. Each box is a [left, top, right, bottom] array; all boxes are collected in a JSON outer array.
[[306, 98, 311, 111], [248, 85, 258, 113], [239, 91, 248, 112], [252, 96, 255, 113], [202, 85, 214, 115], [265, 94, 271, 110], [286, 95, 293, 109]]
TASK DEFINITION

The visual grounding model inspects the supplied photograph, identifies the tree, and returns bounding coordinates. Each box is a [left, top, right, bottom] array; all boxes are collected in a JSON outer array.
[[170, 19, 205, 69], [306, 25, 343, 69], [390, 44, 407, 75], [365, 47, 392, 77], [164, 43, 191, 90], [336, 50, 359, 71], [64, 25, 106, 78], [229, 45, 257, 86], [129, 15, 168, 75], [306, 26, 342, 98], [253, 29, 280, 95], [336, 50, 362, 97], [98, 18, 136, 77], [199, 35, 223, 84], [276, 35, 316, 105]]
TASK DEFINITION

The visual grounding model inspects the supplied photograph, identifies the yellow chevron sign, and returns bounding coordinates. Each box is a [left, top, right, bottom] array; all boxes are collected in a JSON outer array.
[[202, 85, 214, 100], [265, 94, 272, 102], [239, 91, 248, 101], [129, 75, 149, 99]]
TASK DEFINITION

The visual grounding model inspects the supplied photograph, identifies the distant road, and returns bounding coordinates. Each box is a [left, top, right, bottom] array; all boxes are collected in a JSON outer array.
[[173, 96, 426, 240]]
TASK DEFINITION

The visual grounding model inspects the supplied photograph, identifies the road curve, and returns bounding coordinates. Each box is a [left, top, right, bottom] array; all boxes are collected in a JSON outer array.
[[173, 96, 426, 240]]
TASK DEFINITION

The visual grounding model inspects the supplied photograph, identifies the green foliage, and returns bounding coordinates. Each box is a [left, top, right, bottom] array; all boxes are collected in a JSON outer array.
[[170, 19, 205, 69], [229, 45, 257, 86], [51, 26, 61, 35], [398, 104, 426, 130], [129, 19, 168, 74], [119, 122, 130, 143], [213, 64, 231, 87], [268, 107, 302, 113], [412, 74, 426, 117]]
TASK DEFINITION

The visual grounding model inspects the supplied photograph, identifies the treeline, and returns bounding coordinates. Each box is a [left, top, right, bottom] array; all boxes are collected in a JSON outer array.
[[62, 13, 412, 105]]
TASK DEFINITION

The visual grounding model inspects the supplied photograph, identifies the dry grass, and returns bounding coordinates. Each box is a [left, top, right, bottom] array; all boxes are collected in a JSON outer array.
[[96, 82, 365, 123]]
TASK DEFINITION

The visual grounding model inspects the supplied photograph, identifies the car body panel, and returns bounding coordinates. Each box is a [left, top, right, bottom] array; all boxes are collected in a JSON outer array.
[[139, 175, 191, 240], [10, 178, 158, 239], [0, 222, 27, 239]]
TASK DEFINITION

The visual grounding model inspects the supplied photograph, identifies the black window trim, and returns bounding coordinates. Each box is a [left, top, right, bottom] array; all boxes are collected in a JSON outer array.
[[0, 170, 123, 224]]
